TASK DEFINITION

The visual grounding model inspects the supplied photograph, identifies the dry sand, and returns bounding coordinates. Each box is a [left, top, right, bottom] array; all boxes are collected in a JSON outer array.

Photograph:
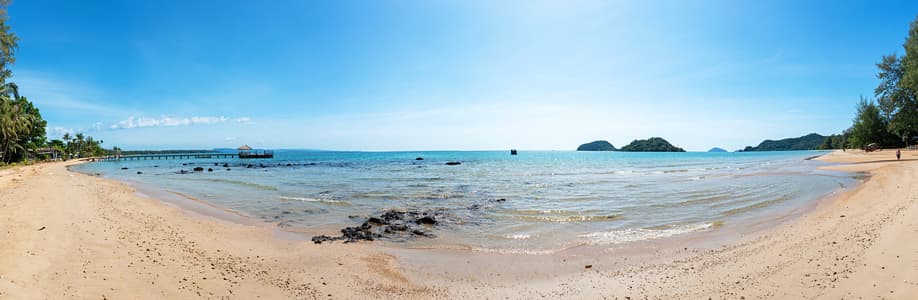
[[1, 151, 917, 299]]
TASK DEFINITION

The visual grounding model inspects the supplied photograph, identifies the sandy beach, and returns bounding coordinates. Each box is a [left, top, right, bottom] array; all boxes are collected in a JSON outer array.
[[2, 150, 918, 299]]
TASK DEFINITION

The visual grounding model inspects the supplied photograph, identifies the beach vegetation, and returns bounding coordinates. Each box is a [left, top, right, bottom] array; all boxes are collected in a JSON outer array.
[[847, 97, 891, 149], [820, 14, 918, 150], [818, 131, 850, 150], [0, 0, 41, 164], [840, 14, 918, 149], [0, 1, 108, 164]]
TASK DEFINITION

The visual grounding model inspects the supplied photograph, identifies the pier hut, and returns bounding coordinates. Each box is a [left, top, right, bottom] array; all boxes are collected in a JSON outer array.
[[31, 147, 61, 161], [238, 145, 274, 159]]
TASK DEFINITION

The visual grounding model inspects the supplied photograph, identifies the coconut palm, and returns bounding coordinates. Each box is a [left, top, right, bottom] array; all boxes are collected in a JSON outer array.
[[0, 2, 49, 164]]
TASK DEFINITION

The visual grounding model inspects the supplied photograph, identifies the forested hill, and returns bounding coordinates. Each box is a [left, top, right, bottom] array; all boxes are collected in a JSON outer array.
[[576, 140, 617, 151], [742, 133, 827, 151], [620, 137, 685, 152]]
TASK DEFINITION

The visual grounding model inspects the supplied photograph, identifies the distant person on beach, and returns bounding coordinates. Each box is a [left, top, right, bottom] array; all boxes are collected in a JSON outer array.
[[896, 149, 901, 160]]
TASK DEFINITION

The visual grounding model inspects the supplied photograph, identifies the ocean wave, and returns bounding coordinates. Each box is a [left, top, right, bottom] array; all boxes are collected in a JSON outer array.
[[190, 178, 279, 191], [506, 213, 624, 223], [278, 196, 350, 206], [470, 246, 561, 255], [721, 194, 793, 216], [506, 234, 532, 240], [579, 222, 715, 245]]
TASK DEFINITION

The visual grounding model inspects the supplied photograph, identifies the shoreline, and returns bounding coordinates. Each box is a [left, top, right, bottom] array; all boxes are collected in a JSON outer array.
[[68, 151, 858, 255], [64, 152, 869, 258], [1, 150, 917, 298]]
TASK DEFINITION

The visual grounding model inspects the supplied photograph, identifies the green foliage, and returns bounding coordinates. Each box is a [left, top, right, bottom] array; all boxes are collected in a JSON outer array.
[[576, 140, 616, 151], [59, 132, 106, 158], [847, 98, 890, 149], [620, 137, 685, 152], [0, 1, 52, 163], [817, 131, 850, 150], [743, 133, 828, 151], [854, 15, 918, 148]]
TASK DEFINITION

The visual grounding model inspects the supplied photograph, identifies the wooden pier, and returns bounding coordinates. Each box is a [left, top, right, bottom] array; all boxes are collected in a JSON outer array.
[[95, 153, 237, 162]]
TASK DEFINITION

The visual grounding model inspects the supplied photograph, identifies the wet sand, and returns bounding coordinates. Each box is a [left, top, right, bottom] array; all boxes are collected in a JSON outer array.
[[1, 150, 917, 299]]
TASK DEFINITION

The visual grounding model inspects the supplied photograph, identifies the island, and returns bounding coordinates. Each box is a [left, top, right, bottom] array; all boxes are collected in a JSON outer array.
[[620, 137, 686, 152], [741, 133, 826, 151], [576, 140, 617, 151], [708, 147, 727, 153]]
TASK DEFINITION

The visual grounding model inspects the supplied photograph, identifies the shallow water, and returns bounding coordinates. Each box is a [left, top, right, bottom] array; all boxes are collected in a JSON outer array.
[[75, 150, 855, 253]]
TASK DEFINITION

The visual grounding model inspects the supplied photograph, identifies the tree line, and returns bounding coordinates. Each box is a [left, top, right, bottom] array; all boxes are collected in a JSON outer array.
[[839, 15, 918, 150], [0, 1, 107, 165]]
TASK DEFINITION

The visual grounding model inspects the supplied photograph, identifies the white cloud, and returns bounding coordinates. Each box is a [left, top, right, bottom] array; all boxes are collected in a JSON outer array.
[[232, 117, 255, 124], [50, 126, 75, 138], [109, 115, 251, 130]]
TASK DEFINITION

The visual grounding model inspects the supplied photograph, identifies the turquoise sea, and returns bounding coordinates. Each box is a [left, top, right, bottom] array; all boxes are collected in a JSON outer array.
[[73, 150, 856, 253]]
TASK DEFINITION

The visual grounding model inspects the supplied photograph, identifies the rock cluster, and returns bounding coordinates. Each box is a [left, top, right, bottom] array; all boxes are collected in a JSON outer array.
[[311, 209, 445, 244]]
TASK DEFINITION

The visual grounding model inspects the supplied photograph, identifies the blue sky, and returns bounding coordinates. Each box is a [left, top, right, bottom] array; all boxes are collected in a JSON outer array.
[[8, 0, 918, 151]]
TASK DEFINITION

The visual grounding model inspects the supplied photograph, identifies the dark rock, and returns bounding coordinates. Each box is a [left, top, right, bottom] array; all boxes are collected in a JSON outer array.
[[193, 167, 205, 172], [121, 167, 129, 170], [381, 210, 406, 222], [207, 168, 214, 172], [340, 222, 378, 243], [386, 224, 409, 232], [491, 198, 507, 203], [223, 163, 229, 168], [411, 229, 435, 237], [312, 208, 446, 244], [179, 170, 189, 174], [226, 168, 231, 171], [37, 226, 46, 231], [182, 163, 188, 166], [585, 264, 593, 269], [416, 216, 437, 225], [286, 163, 292, 166], [311, 235, 338, 244], [445, 162, 461, 166], [136, 171, 143, 174], [214, 163, 219, 166], [415, 157, 424, 160]]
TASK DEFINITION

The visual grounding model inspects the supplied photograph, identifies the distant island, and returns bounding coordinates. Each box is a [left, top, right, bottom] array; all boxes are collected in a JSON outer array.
[[741, 133, 827, 152], [576, 140, 617, 151], [708, 147, 727, 153], [620, 137, 685, 152]]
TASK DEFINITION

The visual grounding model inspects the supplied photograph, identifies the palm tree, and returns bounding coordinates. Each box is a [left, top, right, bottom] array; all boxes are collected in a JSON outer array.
[[0, 91, 27, 163], [75, 133, 85, 157]]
